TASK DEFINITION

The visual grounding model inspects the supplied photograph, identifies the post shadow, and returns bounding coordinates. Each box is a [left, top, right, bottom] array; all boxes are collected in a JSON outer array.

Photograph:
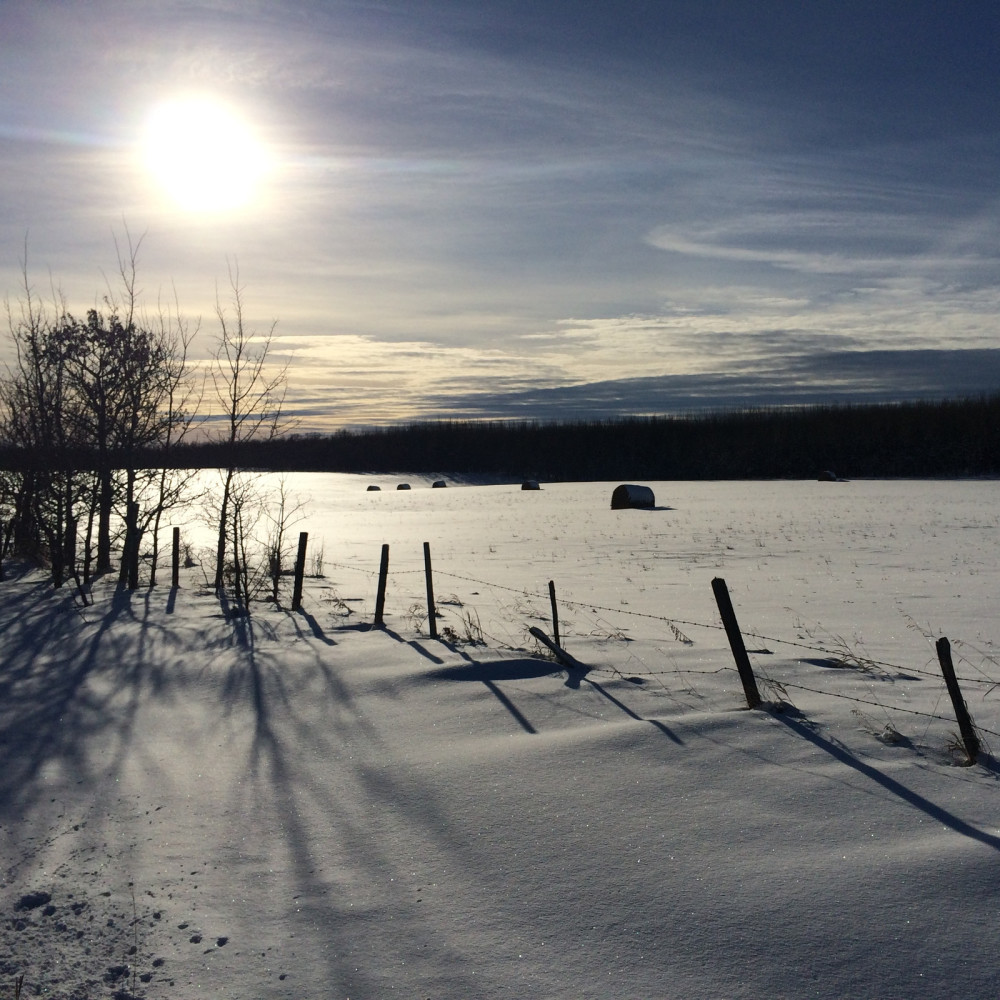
[[381, 626, 445, 665], [482, 678, 537, 734], [775, 711, 1000, 853], [583, 677, 684, 745], [296, 606, 337, 646]]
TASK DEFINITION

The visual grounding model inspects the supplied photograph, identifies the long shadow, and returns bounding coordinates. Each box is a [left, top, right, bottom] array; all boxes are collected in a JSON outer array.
[[424, 659, 557, 733], [215, 603, 455, 994], [0, 582, 144, 822], [296, 607, 337, 646], [425, 659, 683, 743], [482, 679, 537, 734], [381, 626, 444, 665], [0, 575, 445, 992], [333, 621, 380, 633], [776, 712, 1000, 853], [0, 574, 275, 828], [584, 677, 684, 744], [564, 662, 683, 741], [440, 643, 475, 664], [0, 578, 58, 636]]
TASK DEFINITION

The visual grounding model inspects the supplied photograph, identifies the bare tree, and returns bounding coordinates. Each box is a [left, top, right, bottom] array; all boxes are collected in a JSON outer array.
[[103, 232, 202, 587], [209, 262, 288, 603], [1, 235, 202, 591], [146, 308, 201, 586], [264, 476, 307, 603], [0, 255, 86, 590]]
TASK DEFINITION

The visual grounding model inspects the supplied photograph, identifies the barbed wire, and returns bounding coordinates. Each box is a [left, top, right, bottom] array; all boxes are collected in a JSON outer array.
[[325, 559, 378, 579], [568, 654, 1000, 739], [769, 679, 1000, 740], [435, 568, 1000, 688], [317, 557, 1000, 700], [314, 555, 1000, 747]]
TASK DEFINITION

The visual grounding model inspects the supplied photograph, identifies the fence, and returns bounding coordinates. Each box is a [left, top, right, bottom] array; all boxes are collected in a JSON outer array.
[[305, 538, 998, 764], [161, 531, 998, 765]]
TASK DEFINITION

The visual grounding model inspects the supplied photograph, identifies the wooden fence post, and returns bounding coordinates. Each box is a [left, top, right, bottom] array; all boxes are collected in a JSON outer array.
[[711, 577, 762, 709], [374, 544, 390, 627], [119, 502, 140, 591], [528, 626, 584, 670], [292, 531, 308, 610], [548, 580, 560, 648], [64, 514, 78, 579], [171, 527, 181, 588], [423, 542, 437, 640], [935, 637, 980, 764], [129, 503, 141, 590]]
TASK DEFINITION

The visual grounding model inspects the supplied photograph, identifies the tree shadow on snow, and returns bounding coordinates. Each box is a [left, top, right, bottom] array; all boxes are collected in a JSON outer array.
[[0, 580, 175, 823], [0, 574, 406, 993]]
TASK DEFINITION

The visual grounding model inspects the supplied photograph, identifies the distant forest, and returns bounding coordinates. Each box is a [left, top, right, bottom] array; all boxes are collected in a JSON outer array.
[[3, 394, 999, 481]]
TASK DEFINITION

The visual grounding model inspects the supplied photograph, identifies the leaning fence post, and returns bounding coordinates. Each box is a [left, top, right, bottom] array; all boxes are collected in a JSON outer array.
[[374, 544, 390, 627], [711, 577, 762, 709], [548, 580, 560, 648], [292, 532, 308, 610], [171, 527, 181, 589], [528, 626, 584, 670], [935, 637, 980, 764], [423, 542, 438, 640]]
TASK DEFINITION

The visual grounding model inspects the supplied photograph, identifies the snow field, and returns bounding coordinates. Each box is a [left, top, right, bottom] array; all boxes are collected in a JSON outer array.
[[2, 477, 1000, 998]]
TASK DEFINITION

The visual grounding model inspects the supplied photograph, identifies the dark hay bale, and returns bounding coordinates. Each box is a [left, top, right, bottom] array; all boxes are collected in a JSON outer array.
[[432, 480, 447, 488], [611, 484, 655, 510], [397, 483, 411, 490], [367, 485, 381, 491], [521, 480, 541, 491]]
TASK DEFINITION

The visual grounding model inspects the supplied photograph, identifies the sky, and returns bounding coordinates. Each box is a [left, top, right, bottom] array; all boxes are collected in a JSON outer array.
[[1, 0, 998, 430]]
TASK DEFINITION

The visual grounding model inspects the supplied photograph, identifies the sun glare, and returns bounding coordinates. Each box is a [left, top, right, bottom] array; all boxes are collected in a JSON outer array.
[[143, 97, 270, 213]]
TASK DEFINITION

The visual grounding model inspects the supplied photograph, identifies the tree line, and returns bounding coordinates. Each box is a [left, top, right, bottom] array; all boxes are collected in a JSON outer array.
[[110, 393, 1000, 482]]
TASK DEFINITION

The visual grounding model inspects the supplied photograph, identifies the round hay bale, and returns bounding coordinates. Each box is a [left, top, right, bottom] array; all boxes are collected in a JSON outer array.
[[521, 480, 541, 491], [611, 483, 655, 510], [432, 480, 447, 488], [366, 485, 381, 492], [397, 483, 411, 491]]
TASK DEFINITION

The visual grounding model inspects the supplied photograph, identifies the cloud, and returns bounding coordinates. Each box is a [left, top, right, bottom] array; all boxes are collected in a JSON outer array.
[[257, 312, 1000, 429], [406, 349, 1000, 424], [2, 2, 999, 429], [647, 207, 1000, 278]]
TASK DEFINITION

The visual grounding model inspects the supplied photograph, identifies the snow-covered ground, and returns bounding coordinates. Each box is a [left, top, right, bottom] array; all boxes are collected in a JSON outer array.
[[2, 476, 999, 999]]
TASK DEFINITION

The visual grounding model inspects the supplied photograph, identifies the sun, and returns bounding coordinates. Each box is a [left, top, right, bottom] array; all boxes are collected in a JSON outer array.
[[142, 96, 270, 213]]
